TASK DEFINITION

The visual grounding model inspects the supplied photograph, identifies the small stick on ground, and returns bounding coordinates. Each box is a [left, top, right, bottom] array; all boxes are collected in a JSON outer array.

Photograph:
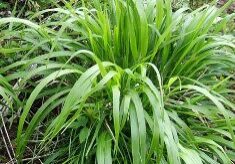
[[0, 128, 13, 162]]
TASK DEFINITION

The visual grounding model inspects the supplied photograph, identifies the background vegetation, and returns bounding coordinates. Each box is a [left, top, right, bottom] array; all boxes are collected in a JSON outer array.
[[0, 0, 235, 163]]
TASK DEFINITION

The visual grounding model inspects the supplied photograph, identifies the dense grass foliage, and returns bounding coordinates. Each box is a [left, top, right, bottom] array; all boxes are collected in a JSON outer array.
[[0, 0, 235, 163]]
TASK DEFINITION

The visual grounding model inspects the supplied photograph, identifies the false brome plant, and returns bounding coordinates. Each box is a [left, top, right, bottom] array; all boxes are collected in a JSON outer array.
[[0, 0, 234, 163]]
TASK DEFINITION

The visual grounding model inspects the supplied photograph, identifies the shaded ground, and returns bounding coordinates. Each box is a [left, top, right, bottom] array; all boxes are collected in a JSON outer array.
[[0, 122, 17, 163]]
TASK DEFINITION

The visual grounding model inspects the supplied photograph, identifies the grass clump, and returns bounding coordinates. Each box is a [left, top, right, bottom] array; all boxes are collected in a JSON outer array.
[[0, 0, 235, 163]]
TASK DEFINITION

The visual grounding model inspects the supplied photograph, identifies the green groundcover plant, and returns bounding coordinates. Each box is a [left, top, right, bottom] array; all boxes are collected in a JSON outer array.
[[0, 0, 235, 163]]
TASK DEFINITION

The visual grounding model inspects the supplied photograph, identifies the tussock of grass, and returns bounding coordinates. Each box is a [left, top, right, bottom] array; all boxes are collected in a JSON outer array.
[[0, 0, 235, 163]]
